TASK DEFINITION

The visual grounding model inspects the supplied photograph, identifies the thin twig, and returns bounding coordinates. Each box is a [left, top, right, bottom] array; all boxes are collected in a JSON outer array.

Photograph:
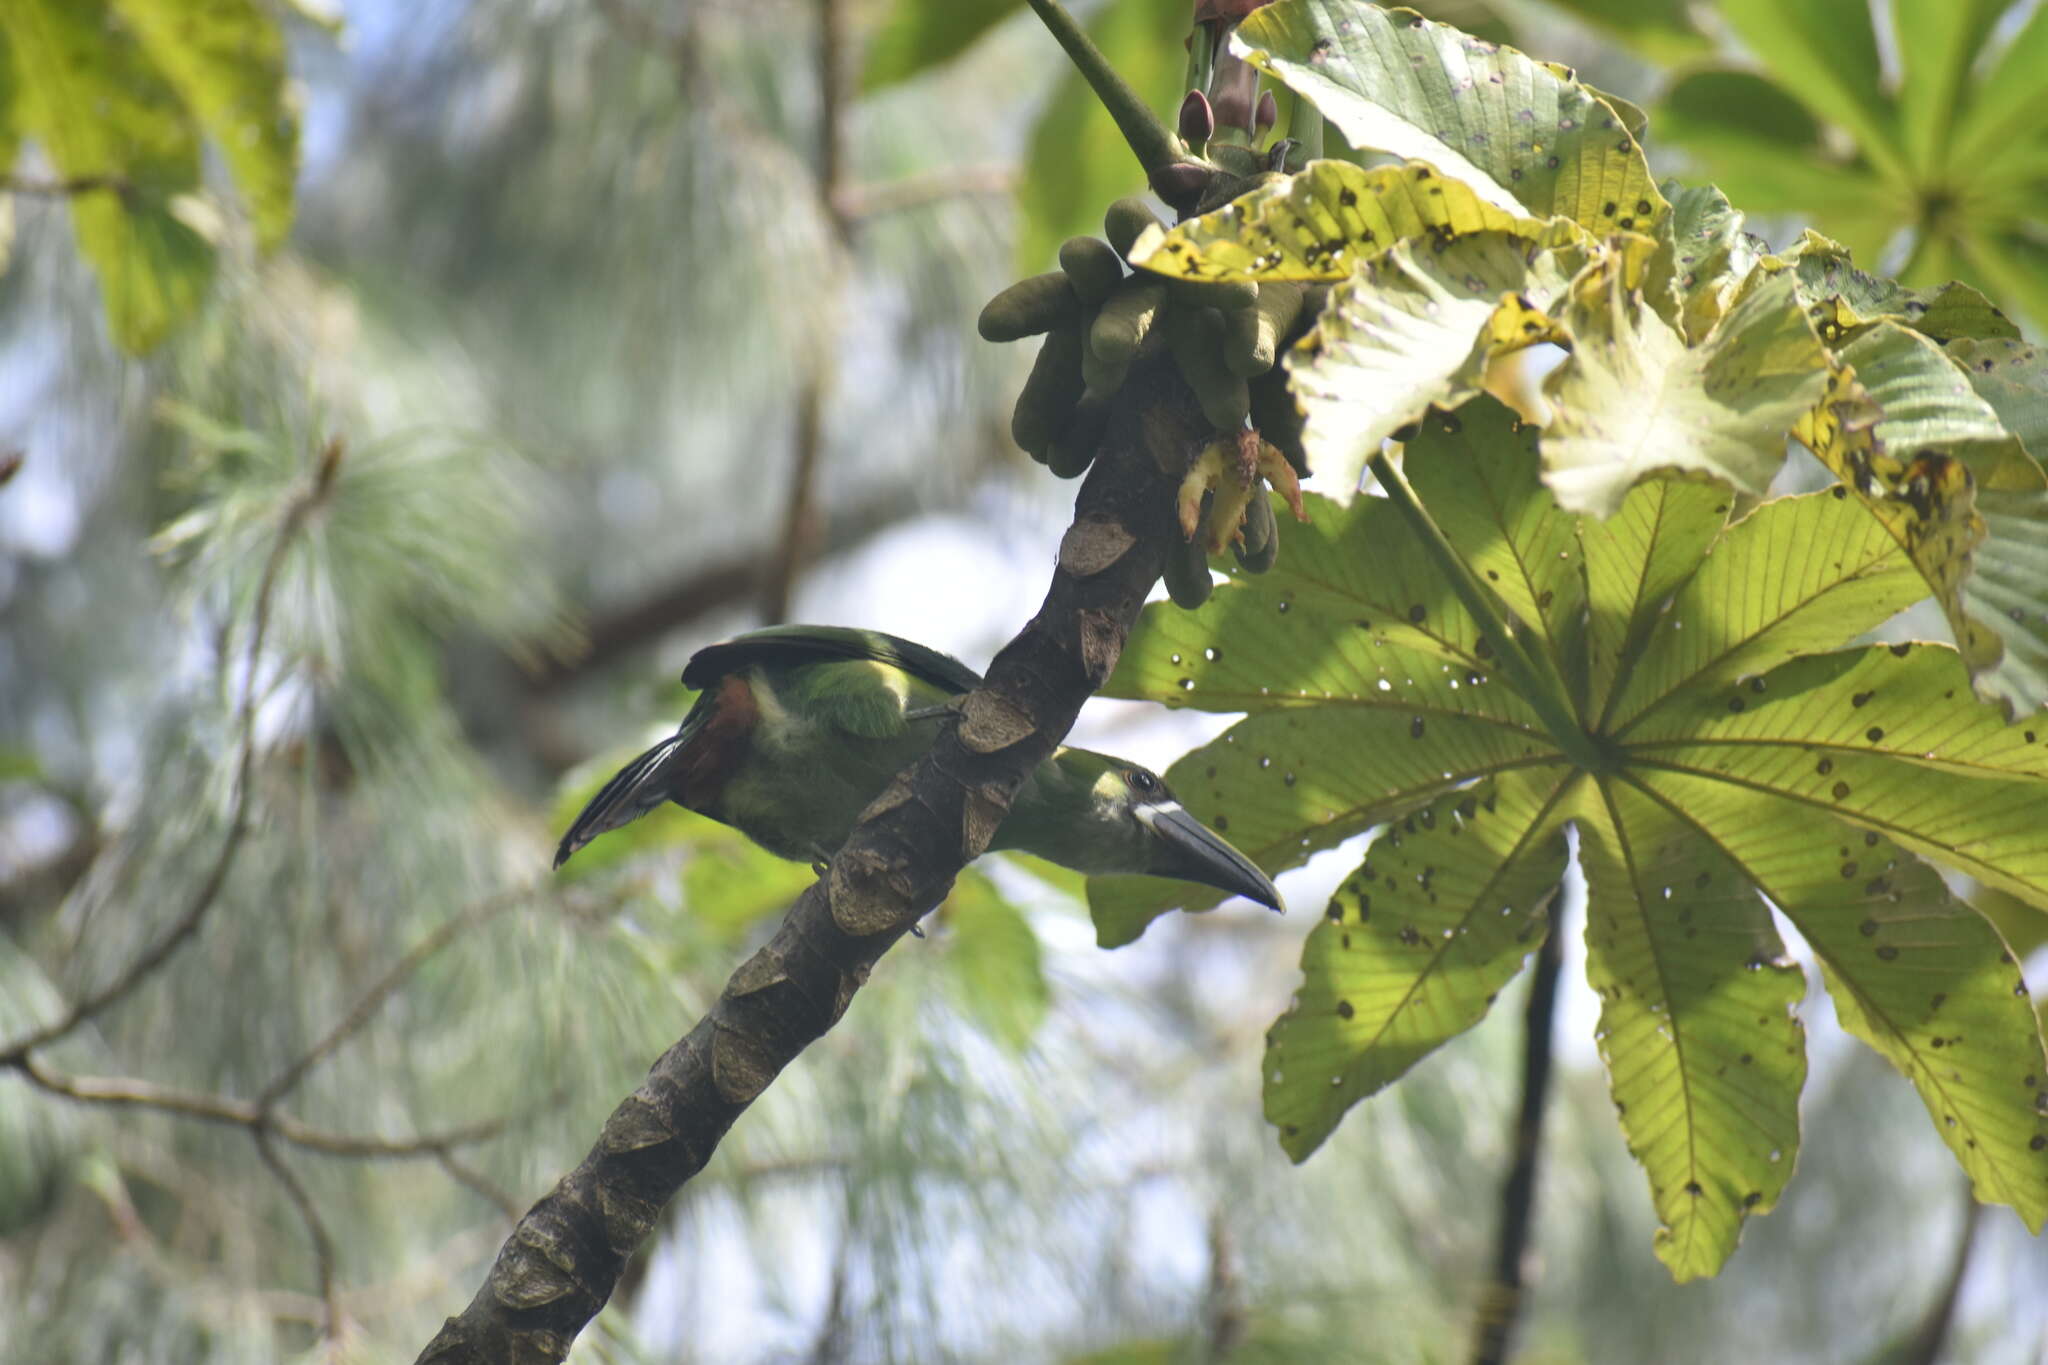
[[253, 1128, 343, 1341], [834, 166, 1017, 220], [435, 1151, 524, 1222], [20, 1054, 505, 1158], [1470, 890, 1566, 1365], [0, 174, 130, 198], [759, 0, 848, 624], [0, 437, 345, 1063], [260, 883, 539, 1108], [1204, 1207, 1244, 1360]]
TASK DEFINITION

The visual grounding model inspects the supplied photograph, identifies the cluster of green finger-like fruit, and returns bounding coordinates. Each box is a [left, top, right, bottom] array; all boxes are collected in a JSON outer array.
[[979, 194, 1320, 478], [979, 185, 1322, 604]]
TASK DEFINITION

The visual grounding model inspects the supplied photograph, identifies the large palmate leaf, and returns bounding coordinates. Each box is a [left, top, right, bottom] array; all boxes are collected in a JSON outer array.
[[1264, 768, 1572, 1159], [1598, 490, 1924, 733], [1233, 0, 1665, 231], [1093, 403, 1562, 946], [1542, 267, 1831, 517], [1624, 646, 2048, 909], [1648, 0, 2048, 322], [1572, 778, 1806, 1281], [1534, 0, 1707, 64], [1109, 377, 2048, 1266]]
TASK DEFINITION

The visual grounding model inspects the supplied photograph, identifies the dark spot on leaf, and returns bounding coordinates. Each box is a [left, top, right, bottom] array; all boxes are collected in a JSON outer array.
[[1877, 945, 1899, 961], [1832, 781, 1851, 799], [1336, 999, 1354, 1019]]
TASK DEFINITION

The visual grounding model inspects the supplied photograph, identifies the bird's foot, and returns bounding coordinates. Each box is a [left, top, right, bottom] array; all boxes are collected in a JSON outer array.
[[1176, 431, 1305, 555]]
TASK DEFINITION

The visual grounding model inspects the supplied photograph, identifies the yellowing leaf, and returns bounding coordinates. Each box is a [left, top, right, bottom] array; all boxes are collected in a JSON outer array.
[[1128, 159, 1559, 283]]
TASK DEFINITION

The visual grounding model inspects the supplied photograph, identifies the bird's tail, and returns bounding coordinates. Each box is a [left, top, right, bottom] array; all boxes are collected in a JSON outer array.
[[553, 733, 691, 868]]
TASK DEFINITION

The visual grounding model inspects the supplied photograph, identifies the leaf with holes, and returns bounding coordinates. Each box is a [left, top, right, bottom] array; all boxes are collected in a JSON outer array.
[[1543, 267, 1831, 517], [1622, 646, 2048, 907], [1635, 766, 2048, 1231], [1093, 403, 1569, 945], [1264, 768, 1572, 1160], [1781, 234, 2020, 346], [1233, 0, 1665, 231], [1572, 778, 1806, 1280], [1576, 481, 1732, 722], [1598, 490, 1924, 733], [1794, 321, 2048, 714]]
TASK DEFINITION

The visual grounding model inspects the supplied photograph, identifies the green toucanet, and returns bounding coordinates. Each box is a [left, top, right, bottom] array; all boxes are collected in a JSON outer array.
[[555, 625, 1282, 912]]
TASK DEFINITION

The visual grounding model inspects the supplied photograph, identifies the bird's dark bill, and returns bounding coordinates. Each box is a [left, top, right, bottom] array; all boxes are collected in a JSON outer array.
[[1142, 804, 1283, 912]]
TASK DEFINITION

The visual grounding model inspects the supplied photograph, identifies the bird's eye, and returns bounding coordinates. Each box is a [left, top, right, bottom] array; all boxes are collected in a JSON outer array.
[[1127, 769, 1158, 793]]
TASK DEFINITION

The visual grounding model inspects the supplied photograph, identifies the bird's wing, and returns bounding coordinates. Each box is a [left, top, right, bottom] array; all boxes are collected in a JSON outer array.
[[681, 625, 984, 696]]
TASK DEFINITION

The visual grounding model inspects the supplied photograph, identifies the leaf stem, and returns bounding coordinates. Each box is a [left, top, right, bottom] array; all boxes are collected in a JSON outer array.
[[1367, 451, 1605, 772], [1023, 0, 1187, 174], [1469, 895, 1564, 1365]]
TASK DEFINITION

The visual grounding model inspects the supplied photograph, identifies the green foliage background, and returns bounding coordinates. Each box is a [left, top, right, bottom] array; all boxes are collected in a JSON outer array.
[[2, 1, 2046, 1361]]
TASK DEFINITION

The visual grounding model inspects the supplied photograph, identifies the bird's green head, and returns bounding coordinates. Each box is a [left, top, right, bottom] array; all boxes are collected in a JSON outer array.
[[1000, 748, 1283, 912]]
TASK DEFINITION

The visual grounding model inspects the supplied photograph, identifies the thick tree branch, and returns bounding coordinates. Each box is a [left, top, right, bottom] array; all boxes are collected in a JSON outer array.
[[416, 357, 1203, 1363]]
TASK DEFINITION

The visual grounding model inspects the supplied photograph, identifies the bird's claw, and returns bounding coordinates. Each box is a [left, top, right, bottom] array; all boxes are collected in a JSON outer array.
[[1176, 431, 1308, 555]]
